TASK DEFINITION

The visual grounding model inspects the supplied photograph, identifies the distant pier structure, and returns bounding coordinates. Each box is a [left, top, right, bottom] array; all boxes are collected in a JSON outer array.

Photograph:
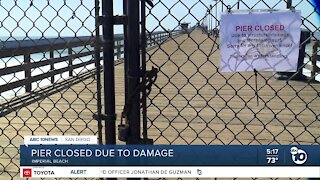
[[180, 22, 190, 34]]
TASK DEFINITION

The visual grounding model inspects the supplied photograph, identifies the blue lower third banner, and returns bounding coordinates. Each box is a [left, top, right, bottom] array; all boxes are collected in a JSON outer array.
[[20, 145, 319, 166]]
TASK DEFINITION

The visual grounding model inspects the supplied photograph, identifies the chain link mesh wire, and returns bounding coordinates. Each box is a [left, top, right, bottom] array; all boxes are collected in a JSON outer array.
[[0, 1, 100, 179], [0, 0, 319, 179], [145, 0, 319, 155], [144, 2, 320, 178]]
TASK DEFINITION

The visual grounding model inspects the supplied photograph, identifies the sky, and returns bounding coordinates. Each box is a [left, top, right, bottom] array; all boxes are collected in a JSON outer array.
[[0, 0, 319, 38]]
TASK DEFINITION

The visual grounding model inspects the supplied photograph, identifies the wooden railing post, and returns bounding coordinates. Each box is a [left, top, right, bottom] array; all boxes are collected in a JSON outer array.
[[68, 47, 73, 76], [116, 40, 121, 59], [24, 53, 31, 92], [50, 51, 54, 83], [311, 41, 319, 81], [148, 34, 151, 47], [151, 35, 154, 46]]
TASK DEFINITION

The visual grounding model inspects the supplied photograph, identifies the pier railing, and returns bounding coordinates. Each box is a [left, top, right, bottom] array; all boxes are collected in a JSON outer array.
[[0, 37, 95, 94], [114, 30, 181, 59], [0, 30, 176, 97]]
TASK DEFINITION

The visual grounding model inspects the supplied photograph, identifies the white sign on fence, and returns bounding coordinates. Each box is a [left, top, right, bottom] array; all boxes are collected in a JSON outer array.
[[220, 10, 301, 72]]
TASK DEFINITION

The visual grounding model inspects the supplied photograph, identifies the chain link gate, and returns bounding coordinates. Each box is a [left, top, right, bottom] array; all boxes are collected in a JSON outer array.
[[0, 1, 104, 179], [144, 0, 320, 152], [107, 0, 319, 179], [0, 0, 178, 179]]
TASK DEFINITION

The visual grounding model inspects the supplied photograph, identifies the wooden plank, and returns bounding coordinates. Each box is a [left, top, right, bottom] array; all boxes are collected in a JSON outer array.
[[144, 30, 320, 145]]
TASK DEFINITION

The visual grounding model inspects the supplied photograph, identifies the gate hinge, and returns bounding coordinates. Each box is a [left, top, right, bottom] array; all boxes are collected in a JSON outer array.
[[113, 15, 128, 25], [98, 15, 128, 25], [93, 114, 117, 121]]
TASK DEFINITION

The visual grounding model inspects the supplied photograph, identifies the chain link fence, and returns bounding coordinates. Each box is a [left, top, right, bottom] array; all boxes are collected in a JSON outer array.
[[0, 1, 100, 179], [0, 0, 319, 179], [145, 0, 320, 149], [0, 0, 185, 179]]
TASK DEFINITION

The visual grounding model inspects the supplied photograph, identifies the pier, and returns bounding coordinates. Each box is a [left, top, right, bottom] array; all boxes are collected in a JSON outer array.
[[0, 29, 319, 178]]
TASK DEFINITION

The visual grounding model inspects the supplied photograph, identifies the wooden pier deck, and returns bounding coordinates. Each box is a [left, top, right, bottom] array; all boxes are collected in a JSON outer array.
[[145, 30, 320, 145], [1, 30, 320, 178]]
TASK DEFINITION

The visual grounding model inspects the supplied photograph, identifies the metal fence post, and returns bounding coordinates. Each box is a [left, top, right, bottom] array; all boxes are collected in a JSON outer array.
[[123, 0, 129, 112], [126, 0, 141, 144], [141, 0, 148, 140], [102, 0, 116, 144], [95, 0, 103, 145]]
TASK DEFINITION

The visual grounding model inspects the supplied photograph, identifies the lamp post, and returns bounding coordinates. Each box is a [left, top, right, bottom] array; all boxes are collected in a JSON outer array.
[[213, 0, 218, 28], [209, 5, 212, 33], [286, 0, 292, 8], [221, 0, 224, 12]]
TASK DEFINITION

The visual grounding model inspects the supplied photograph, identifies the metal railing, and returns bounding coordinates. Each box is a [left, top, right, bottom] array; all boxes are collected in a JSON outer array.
[[113, 30, 179, 59]]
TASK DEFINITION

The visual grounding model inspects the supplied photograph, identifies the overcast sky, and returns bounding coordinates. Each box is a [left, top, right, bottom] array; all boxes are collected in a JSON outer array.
[[0, 0, 318, 38]]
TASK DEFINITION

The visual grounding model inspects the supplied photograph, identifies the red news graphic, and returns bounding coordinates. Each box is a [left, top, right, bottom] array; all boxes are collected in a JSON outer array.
[[22, 168, 32, 178]]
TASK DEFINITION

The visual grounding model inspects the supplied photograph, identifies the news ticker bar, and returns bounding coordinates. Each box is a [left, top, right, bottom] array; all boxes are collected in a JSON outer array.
[[21, 145, 316, 166], [20, 166, 320, 178]]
